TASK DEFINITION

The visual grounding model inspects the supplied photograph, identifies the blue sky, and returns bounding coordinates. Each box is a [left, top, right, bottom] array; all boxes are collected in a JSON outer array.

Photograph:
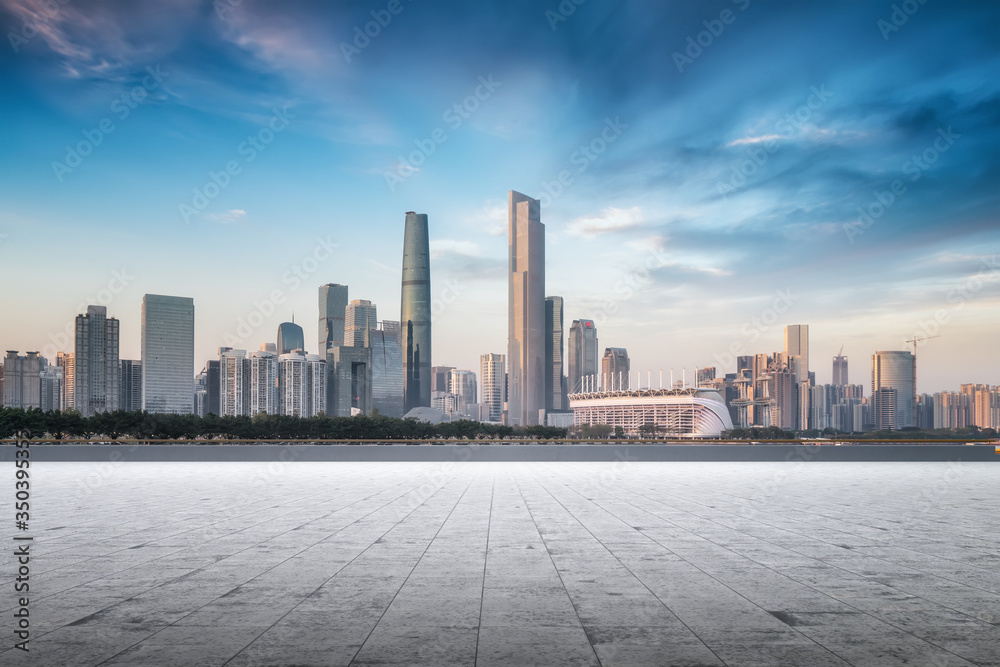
[[0, 0, 997, 393]]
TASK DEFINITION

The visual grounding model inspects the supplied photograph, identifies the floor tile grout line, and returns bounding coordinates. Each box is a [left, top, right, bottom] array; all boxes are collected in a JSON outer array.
[[345, 471, 480, 667], [511, 464, 606, 667], [90, 466, 454, 666], [587, 473, 978, 666], [473, 467, 497, 667], [525, 465, 733, 667]]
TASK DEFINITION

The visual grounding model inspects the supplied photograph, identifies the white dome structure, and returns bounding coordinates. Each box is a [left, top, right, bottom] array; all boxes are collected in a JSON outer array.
[[568, 387, 734, 438]]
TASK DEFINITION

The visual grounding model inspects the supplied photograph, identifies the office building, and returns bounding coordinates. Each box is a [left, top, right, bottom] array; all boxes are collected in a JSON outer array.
[[545, 296, 565, 412], [201, 359, 220, 415], [39, 365, 63, 412], [249, 349, 279, 416], [318, 283, 349, 356], [833, 353, 848, 386], [480, 353, 505, 422], [784, 324, 809, 382], [370, 321, 404, 418], [73, 305, 120, 416], [697, 367, 717, 387], [602, 347, 630, 391], [401, 211, 432, 412], [141, 294, 195, 414], [277, 321, 305, 355], [119, 360, 142, 413], [871, 350, 915, 429], [327, 345, 371, 417], [431, 366, 455, 393], [345, 300, 377, 347], [507, 190, 546, 425], [568, 319, 599, 394]]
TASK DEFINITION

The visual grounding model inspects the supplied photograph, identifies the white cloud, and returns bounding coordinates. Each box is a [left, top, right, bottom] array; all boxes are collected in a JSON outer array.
[[566, 206, 644, 239], [205, 209, 246, 224], [465, 200, 506, 237], [726, 134, 783, 147]]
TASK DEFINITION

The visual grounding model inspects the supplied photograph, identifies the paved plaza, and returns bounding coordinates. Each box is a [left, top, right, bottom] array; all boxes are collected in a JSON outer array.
[[2, 461, 998, 666]]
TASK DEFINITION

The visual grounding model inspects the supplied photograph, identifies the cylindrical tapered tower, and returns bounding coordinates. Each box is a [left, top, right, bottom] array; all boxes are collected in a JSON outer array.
[[401, 212, 431, 412]]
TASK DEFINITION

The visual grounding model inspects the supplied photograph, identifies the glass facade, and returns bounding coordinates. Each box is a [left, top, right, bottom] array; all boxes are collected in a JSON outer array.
[[141, 294, 194, 414]]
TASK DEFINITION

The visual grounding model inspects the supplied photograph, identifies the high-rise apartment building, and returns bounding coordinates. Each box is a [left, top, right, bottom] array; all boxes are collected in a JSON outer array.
[[545, 296, 565, 412], [401, 212, 432, 412], [119, 360, 142, 412], [279, 352, 308, 417], [568, 319, 599, 394], [249, 349, 278, 416], [74, 305, 120, 416], [141, 294, 195, 414], [480, 353, 505, 422], [871, 350, 915, 430], [57, 352, 75, 412], [277, 321, 305, 355], [345, 300, 378, 347], [219, 349, 250, 417], [602, 347, 630, 391], [39, 364, 63, 412], [318, 283, 349, 356], [507, 191, 546, 425]]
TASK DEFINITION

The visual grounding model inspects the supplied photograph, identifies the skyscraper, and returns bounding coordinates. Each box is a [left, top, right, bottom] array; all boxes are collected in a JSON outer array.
[[370, 321, 404, 418], [277, 321, 305, 355], [73, 305, 120, 416], [203, 359, 220, 415], [480, 353, 505, 422], [219, 348, 250, 417], [401, 211, 432, 412], [57, 352, 74, 412], [450, 369, 478, 416], [2, 351, 43, 409], [345, 300, 377, 347], [318, 283, 348, 356], [833, 353, 849, 386], [568, 319, 598, 393], [431, 366, 455, 393], [141, 294, 194, 414], [119, 360, 142, 413], [871, 350, 915, 429], [278, 352, 308, 417], [249, 349, 279, 416], [784, 324, 809, 382], [545, 296, 565, 412], [507, 191, 545, 425], [602, 347, 630, 391]]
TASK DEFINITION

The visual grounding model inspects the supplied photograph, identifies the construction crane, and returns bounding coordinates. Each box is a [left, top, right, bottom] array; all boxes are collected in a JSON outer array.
[[905, 334, 940, 356], [837, 345, 844, 357]]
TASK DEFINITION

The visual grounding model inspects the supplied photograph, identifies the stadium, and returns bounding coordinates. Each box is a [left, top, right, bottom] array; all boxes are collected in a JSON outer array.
[[568, 387, 735, 438]]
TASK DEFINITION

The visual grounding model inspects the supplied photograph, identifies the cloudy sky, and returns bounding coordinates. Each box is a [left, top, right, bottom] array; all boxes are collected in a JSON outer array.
[[0, 0, 997, 393]]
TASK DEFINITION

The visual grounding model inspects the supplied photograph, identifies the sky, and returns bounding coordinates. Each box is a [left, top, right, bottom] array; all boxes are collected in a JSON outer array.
[[0, 0, 997, 394]]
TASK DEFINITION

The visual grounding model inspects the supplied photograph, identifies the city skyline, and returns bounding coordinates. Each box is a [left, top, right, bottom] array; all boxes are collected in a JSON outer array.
[[0, 1, 998, 394]]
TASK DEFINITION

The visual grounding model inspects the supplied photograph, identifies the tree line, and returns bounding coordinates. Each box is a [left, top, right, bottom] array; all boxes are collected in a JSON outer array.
[[0, 407, 568, 441]]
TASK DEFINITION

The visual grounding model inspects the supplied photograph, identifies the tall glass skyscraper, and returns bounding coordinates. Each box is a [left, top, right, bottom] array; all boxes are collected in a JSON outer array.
[[318, 283, 348, 355], [507, 191, 545, 426], [370, 321, 404, 417], [545, 296, 565, 412], [872, 350, 915, 429], [784, 324, 809, 382], [141, 294, 194, 414], [401, 211, 431, 412], [345, 299, 377, 347], [602, 347, 630, 391], [119, 359, 142, 413], [568, 319, 598, 393], [277, 321, 305, 355], [833, 353, 849, 386], [74, 305, 120, 416]]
